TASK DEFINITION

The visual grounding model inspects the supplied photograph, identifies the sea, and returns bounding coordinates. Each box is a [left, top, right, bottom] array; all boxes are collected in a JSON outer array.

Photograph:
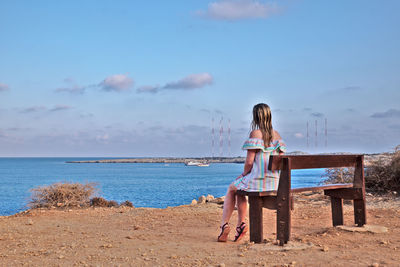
[[0, 158, 326, 216]]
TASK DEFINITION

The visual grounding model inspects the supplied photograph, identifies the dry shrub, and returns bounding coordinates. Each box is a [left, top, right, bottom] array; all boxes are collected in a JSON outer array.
[[29, 182, 97, 208], [90, 197, 111, 207], [120, 200, 134, 207], [90, 197, 118, 207], [90, 197, 133, 207], [322, 167, 354, 184], [322, 146, 400, 194], [365, 147, 400, 194]]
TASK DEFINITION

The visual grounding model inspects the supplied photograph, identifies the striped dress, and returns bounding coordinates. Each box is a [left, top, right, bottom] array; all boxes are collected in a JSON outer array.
[[233, 138, 287, 192]]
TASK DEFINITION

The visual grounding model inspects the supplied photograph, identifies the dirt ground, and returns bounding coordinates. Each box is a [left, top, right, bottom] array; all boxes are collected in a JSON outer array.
[[1, 193, 399, 267]]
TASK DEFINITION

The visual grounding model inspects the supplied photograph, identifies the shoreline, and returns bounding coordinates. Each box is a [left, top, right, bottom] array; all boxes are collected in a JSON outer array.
[[66, 153, 393, 166]]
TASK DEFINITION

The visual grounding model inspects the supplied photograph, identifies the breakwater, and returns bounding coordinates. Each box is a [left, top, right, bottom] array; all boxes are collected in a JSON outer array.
[[66, 157, 245, 164]]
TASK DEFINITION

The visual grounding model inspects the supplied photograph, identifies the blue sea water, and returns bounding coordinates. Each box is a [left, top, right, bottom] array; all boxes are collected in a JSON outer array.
[[0, 158, 326, 216]]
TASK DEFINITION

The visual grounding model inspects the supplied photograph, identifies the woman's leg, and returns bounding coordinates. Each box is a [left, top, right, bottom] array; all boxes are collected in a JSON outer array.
[[236, 194, 247, 226], [220, 184, 237, 226]]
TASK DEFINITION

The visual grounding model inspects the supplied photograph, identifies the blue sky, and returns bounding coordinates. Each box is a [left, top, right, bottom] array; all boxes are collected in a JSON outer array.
[[0, 0, 399, 157]]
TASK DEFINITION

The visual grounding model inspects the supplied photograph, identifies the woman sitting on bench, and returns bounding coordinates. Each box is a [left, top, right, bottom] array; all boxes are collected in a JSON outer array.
[[218, 103, 286, 242]]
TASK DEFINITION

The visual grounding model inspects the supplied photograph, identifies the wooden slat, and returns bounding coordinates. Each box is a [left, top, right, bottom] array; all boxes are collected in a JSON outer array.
[[291, 183, 353, 193], [324, 187, 363, 200], [237, 190, 277, 197], [268, 154, 362, 171]]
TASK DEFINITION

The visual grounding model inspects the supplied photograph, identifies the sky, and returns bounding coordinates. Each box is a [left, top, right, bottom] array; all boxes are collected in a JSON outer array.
[[0, 0, 399, 157]]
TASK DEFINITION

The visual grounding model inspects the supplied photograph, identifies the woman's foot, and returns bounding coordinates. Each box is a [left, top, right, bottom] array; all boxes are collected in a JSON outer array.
[[217, 222, 231, 242], [234, 222, 248, 242]]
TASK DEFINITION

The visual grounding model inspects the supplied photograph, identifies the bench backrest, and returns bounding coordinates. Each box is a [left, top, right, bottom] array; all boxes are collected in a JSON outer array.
[[268, 154, 365, 188]]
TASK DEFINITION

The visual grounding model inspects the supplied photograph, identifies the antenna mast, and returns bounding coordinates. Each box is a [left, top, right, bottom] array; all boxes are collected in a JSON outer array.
[[325, 118, 328, 148], [306, 121, 309, 149], [211, 117, 215, 158], [219, 117, 223, 157], [228, 119, 231, 157], [315, 120, 318, 148]]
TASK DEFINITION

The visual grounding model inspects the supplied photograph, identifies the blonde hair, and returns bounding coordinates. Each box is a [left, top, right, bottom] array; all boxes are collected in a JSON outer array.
[[251, 103, 273, 146]]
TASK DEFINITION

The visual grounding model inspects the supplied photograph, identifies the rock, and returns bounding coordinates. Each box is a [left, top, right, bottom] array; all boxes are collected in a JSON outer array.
[[250, 241, 314, 252], [126, 236, 134, 239], [209, 196, 225, 204], [206, 195, 214, 202], [27, 219, 33, 225], [58, 255, 65, 259], [198, 196, 206, 204], [336, 225, 388, 234], [191, 199, 198, 205], [370, 263, 379, 267], [218, 264, 225, 267], [321, 246, 329, 252]]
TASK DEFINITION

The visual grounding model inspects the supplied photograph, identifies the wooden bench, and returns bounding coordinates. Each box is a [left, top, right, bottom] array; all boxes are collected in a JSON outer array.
[[237, 154, 366, 245]]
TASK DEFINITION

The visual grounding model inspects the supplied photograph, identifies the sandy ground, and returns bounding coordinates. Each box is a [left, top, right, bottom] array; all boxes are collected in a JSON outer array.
[[1, 193, 400, 267]]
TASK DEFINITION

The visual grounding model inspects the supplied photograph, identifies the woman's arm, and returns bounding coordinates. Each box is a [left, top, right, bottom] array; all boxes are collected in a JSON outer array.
[[242, 149, 256, 176], [241, 129, 262, 175], [273, 130, 285, 155]]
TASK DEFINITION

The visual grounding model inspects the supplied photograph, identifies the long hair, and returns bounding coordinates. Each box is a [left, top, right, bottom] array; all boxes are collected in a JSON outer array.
[[251, 103, 273, 146]]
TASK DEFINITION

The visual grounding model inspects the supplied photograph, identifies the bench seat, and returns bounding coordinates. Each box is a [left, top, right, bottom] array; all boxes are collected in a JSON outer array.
[[237, 183, 353, 197]]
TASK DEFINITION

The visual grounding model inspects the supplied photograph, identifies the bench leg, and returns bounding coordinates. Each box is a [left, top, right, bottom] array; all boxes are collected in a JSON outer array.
[[248, 196, 263, 243], [354, 199, 366, 226], [276, 197, 291, 246], [330, 197, 343, 226]]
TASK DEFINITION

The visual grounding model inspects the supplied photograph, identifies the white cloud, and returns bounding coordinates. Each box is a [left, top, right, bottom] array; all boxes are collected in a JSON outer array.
[[20, 106, 47, 113], [99, 74, 134, 92], [96, 133, 109, 143], [0, 83, 9, 92], [137, 73, 213, 94], [371, 109, 400, 119], [55, 85, 87, 94], [198, 0, 279, 21], [49, 105, 72, 112], [310, 112, 324, 118], [163, 73, 213, 90], [294, 133, 304, 138], [136, 85, 160, 94]]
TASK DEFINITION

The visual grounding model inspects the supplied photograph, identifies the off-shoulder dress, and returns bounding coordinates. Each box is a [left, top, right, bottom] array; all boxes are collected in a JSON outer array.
[[232, 138, 287, 192]]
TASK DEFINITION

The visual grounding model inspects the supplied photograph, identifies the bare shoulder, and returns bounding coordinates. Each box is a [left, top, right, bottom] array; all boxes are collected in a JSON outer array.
[[249, 129, 263, 139], [272, 130, 282, 141]]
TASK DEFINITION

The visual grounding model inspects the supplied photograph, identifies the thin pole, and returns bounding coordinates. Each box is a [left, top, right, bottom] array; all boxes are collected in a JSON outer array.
[[219, 117, 223, 157], [228, 119, 231, 157], [212, 117, 215, 158], [315, 120, 318, 148], [306, 121, 309, 149], [325, 118, 328, 148]]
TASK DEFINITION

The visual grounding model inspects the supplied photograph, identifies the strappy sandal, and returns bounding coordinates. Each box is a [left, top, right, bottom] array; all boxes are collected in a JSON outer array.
[[234, 222, 248, 242], [217, 222, 230, 242]]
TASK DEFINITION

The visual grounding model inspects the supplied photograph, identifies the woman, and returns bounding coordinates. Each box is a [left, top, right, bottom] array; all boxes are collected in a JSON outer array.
[[218, 103, 286, 242]]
